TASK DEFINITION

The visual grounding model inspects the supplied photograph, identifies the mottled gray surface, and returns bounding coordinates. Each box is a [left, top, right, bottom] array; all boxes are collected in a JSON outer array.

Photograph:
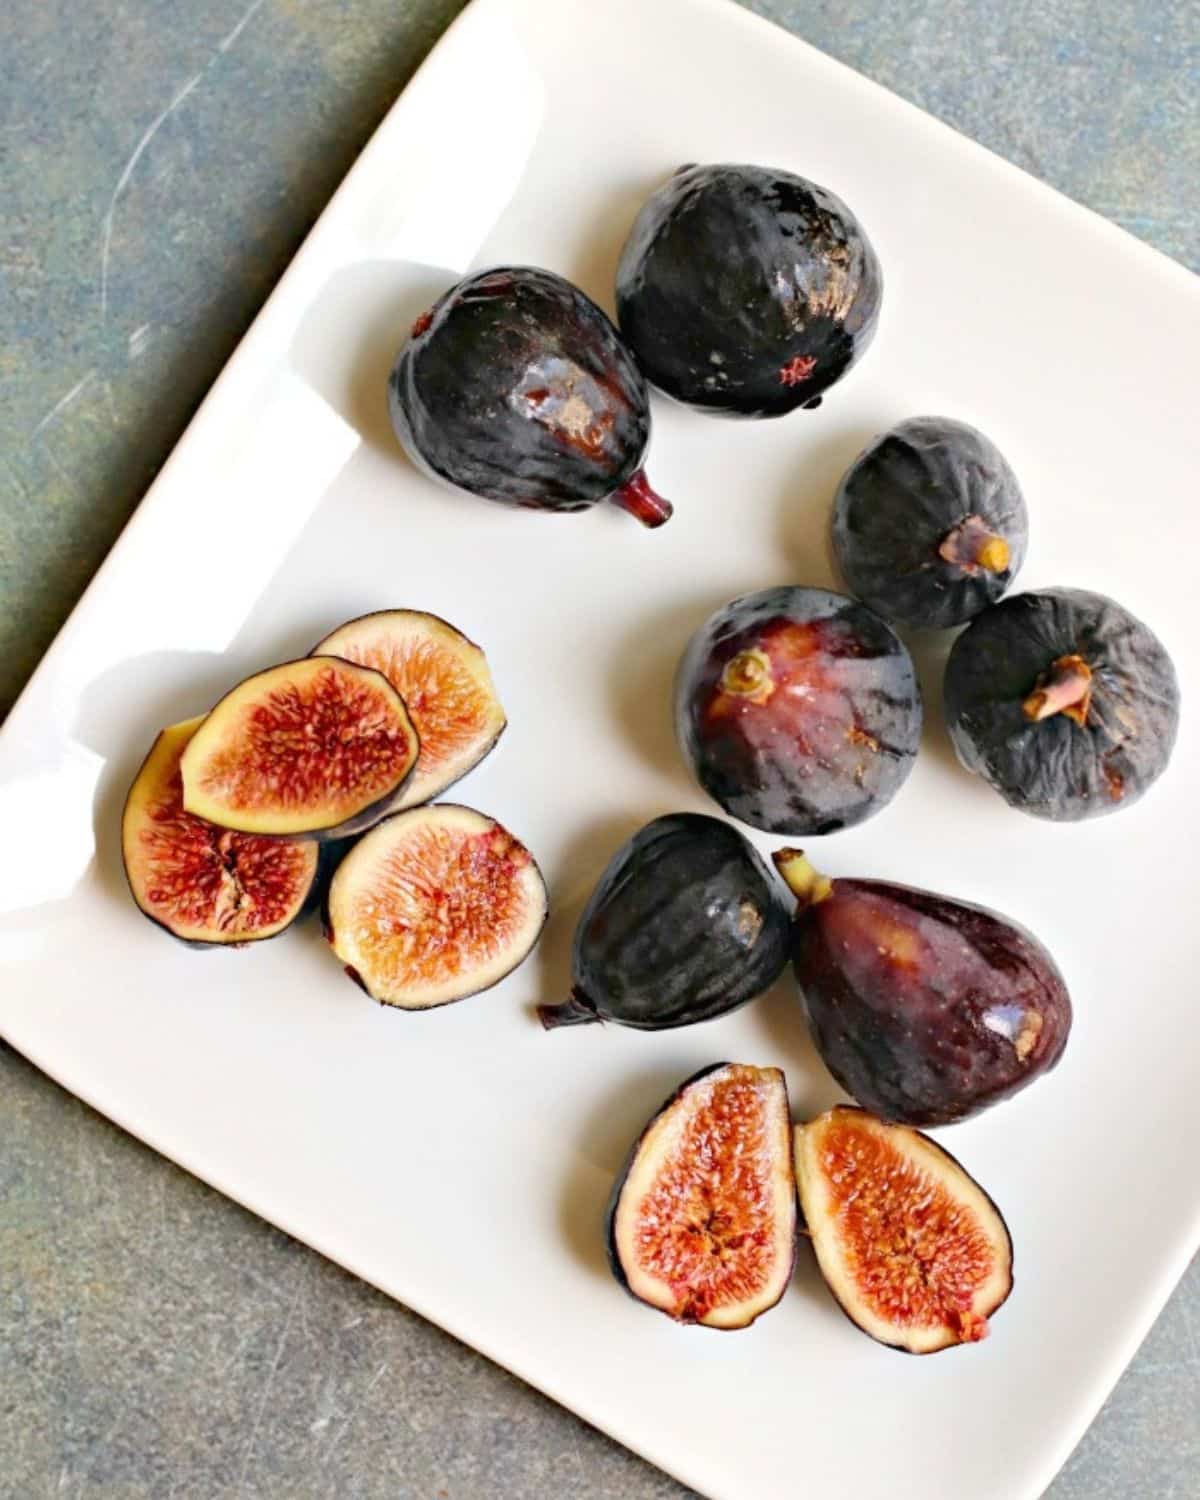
[[1, 0, 1197, 1496]]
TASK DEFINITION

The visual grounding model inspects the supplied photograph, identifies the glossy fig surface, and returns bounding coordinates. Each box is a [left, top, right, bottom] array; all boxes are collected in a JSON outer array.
[[313, 610, 506, 809], [675, 587, 921, 836], [616, 164, 882, 416], [944, 587, 1180, 820], [539, 813, 789, 1031], [389, 267, 671, 525], [325, 804, 547, 1009], [609, 1063, 796, 1328], [795, 1108, 1012, 1353], [122, 718, 320, 946], [832, 416, 1028, 629], [774, 850, 1071, 1126]]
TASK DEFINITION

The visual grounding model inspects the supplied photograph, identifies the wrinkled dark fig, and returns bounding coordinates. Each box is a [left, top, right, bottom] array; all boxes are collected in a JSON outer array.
[[616, 164, 882, 417], [539, 813, 789, 1031], [181, 657, 419, 841], [608, 1063, 796, 1328], [313, 610, 506, 809], [122, 718, 320, 947], [773, 850, 1071, 1126], [832, 416, 1028, 629], [325, 804, 547, 1009], [389, 267, 671, 526], [944, 587, 1180, 820], [675, 587, 921, 836], [795, 1108, 1012, 1354]]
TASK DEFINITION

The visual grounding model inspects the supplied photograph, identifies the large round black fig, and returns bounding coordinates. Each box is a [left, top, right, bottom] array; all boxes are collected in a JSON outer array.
[[616, 164, 882, 417], [832, 416, 1028, 629], [674, 587, 921, 836], [388, 267, 671, 526], [944, 588, 1180, 820], [538, 813, 790, 1030]]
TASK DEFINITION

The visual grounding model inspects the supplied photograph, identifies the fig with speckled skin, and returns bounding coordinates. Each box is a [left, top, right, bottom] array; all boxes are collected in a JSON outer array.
[[616, 164, 882, 416], [773, 850, 1072, 1127], [944, 587, 1180, 820]]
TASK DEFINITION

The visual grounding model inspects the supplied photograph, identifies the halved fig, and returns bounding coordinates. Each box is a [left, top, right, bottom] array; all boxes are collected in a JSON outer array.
[[608, 1063, 796, 1329], [180, 657, 419, 840], [312, 611, 506, 809], [324, 804, 547, 1008], [795, 1108, 1013, 1354], [122, 718, 320, 946]]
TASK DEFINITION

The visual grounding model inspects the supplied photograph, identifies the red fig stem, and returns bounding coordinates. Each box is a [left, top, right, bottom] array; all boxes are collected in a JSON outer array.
[[771, 849, 833, 908], [1022, 654, 1093, 726], [538, 990, 603, 1029], [611, 470, 672, 528]]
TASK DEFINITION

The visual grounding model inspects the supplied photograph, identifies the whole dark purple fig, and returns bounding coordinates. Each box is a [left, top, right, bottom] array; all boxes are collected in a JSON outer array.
[[388, 267, 671, 526], [832, 416, 1028, 629], [944, 587, 1180, 820], [773, 850, 1072, 1127], [616, 164, 882, 417]]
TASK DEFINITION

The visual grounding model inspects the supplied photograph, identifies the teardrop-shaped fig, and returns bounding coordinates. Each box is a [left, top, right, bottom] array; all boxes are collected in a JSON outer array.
[[325, 804, 547, 1009], [122, 718, 320, 946], [795, 1107, 1012, 1353], [540, 813, 790, 1031], [389, 267, 671, 526], [313, 610, 506, 809], [181, 657, 420, 841], [608, 1063, 796, 1328], [773, 850, 1071, 1126]]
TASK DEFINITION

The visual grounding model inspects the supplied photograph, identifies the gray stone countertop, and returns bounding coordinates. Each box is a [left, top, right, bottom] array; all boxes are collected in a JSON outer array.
[[2, 1, 1197, 1495]]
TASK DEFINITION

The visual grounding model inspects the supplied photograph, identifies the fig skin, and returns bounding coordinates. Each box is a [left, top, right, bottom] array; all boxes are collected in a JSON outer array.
[[122, 718, 320, 948], [774, 850, 1071, 1127], [539, 813, 790, 1031], [675, 587, 922, 836], [944, 587, 1180, 820], [616, 163, 882, 417], [312, 609, 507, 809], [607, 1062, 797, 1329], [389, 267, 671, 526], [795, 1108, 1013, 1354], [832, 416, 1028, 629]]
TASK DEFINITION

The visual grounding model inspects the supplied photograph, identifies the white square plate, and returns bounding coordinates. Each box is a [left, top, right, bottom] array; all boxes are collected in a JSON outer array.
[[2, 1, 1197, 1496]]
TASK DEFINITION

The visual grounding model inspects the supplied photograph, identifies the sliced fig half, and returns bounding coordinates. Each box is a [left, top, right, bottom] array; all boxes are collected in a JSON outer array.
[[180, 657, 419, 840], [324, 804, 547, 1008], [795, 1107, 1013, 1354], [608, 1063, 796, 1329], [122, 718, 320, 946], [312, 611, 506, 809]]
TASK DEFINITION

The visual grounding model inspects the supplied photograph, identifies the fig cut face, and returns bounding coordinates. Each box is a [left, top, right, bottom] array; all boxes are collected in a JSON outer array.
[[122, 718, 320, 946], [324, 803, 547, 1009], [608, 1063, 796, 1329], [312, 611, 506, 810], [181, 657, 419, 840], [795, 1108, 1012, 1354]]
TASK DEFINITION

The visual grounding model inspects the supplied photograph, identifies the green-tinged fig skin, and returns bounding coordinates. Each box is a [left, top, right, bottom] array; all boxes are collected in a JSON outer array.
[[616, 164, 882, 417], [788, 879, 1071, 1126], [541, 814, 790, 1030], [606, 1063, 796, 1329], [944, 588, 1180, 821], [832, 416, 1028, 629]]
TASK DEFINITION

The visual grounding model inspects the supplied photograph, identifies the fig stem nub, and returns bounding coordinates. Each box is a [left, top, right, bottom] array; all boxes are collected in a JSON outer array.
[[1022, 653, 1093, 726], [772, 849, 833, 907], [720, 648, 775, 704], [611, 470, 673, 528], [538, 989, 601, 1030], [937, 514, 1010, 575]]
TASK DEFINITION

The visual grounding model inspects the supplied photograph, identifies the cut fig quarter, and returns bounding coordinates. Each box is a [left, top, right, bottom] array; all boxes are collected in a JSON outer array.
[[772, 850, 1071, 1127], [324, 804, 547, 1009], [122, 718, 320, 947], [312, 611, 506, 809], [794, 1108, 1013, 1354], [607, 1063, 796, 1329], [180, 657, 420, 841]]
